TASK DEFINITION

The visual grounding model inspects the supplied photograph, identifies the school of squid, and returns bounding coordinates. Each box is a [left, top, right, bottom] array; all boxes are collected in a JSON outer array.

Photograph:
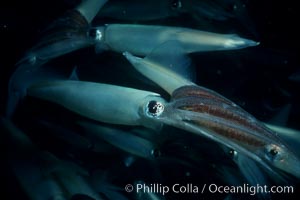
[[1, 0, 300, 199]]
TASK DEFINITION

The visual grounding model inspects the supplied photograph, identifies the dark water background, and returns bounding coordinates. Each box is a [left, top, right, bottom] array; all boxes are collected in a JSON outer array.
[[1, 0, 300, 199]]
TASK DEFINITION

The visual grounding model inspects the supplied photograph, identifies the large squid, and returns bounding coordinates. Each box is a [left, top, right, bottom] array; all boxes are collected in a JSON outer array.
[[93, 23, 258, 56], [27, 41, 300, 182], [122, 42, 300, 181]]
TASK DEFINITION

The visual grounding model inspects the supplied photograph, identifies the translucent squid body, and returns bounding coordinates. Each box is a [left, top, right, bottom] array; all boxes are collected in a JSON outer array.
[[28, 81, 165, 127], [122, 44, 300, 180], [93, 24, 259, 56], [27, 67, 300, 182]]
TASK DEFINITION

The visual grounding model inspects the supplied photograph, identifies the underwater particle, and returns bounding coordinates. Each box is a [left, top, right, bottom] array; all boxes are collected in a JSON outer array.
[[151, 148, 161, 158], [186, 171, 191, 177], [124, 156, 136, 167], [229, 149, 238, 158]]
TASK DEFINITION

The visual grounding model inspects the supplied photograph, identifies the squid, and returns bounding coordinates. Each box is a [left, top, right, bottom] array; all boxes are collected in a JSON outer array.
[[93, 24, 258, 56], [27, 71, 300, 182], [122, 42, 300, 180], [6, 0, 108, 117], [17, 0, 107, 66], [27, 80, 165, 128]]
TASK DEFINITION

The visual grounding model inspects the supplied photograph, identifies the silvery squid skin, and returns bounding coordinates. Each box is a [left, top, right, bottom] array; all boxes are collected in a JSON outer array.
[[93, 24, 259, 56], [27, 80, 166, 128], [123, 48, 300, 180]]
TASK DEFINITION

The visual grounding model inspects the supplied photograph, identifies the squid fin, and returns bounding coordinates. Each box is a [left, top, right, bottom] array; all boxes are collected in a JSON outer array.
[[144, 40, 195, 82], [124, 41, 195, 94]]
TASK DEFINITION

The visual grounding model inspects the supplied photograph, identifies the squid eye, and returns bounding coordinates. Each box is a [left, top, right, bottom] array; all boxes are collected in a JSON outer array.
[[88, 28, 102, 41], [151, 148, 161, 158], [146, 100, 164, 117], [269, 148, 278, 156], [265, 144, 281, 161]]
